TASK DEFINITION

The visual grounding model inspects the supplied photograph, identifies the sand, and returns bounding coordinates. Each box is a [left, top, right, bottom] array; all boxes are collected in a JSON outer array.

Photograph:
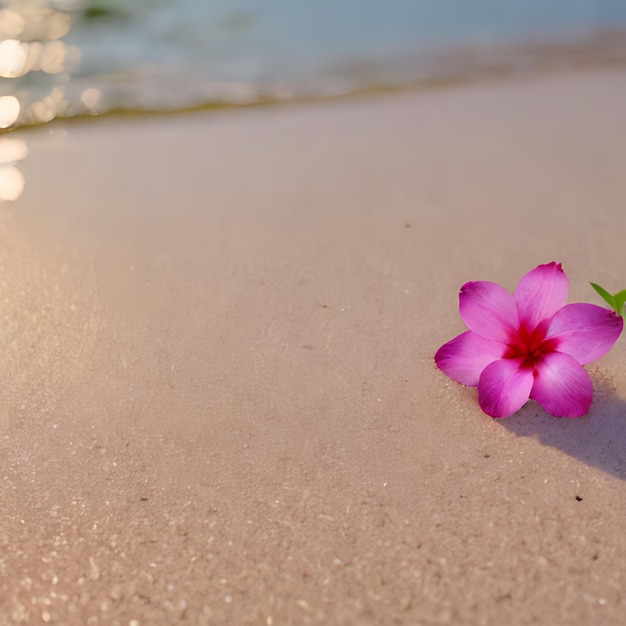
[[1, 68, 626, 625]]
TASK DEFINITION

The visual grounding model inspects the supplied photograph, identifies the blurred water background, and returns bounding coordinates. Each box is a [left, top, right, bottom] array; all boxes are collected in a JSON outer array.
[[2, 0, 626, 132]]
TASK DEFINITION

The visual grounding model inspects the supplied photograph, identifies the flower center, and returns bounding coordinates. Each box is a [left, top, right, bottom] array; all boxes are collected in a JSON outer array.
[[504, 322, 558, 370]]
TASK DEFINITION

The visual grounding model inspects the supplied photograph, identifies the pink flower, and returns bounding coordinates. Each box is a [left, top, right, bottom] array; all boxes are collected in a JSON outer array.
[[435, 262, 623, 418]]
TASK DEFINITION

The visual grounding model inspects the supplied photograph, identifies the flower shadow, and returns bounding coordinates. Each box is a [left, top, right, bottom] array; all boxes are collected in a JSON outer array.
[[501, 384, 626, 481]]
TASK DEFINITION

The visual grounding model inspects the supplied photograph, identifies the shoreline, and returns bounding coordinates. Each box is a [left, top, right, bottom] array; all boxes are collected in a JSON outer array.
[[4, 26, 626, 135]]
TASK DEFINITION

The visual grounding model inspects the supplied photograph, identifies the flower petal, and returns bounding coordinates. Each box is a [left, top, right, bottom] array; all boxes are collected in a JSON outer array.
[[478, 358, 533, 418], [514, 262, 569, 329], [459, 281, 518, 342], [547, 303, 623, 365], [435, 330, 506, 387], [530, 352, 592, 417]]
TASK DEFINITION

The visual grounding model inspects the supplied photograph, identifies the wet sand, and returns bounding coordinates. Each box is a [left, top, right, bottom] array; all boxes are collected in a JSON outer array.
[[1, 68, 626, 624]]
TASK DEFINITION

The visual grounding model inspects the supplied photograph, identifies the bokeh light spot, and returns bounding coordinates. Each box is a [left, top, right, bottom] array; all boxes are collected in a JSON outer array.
[[0, 138, 28, 164], [0, 95, 21, 128], [0, 39, 28, 78], [80, 88, 102, 111], [0, 165, 25, 201], [0, 8, 26, 39]]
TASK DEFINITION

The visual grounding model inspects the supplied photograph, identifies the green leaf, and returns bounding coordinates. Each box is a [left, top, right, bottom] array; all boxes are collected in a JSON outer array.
[[613, 289, 626, 316], [590, 282, 616, 310]]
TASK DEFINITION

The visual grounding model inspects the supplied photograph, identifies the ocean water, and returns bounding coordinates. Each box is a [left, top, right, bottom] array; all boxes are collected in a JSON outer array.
[[1, 0, 626, 129]]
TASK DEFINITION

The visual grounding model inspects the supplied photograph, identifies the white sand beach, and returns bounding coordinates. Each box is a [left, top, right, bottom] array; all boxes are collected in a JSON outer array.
[[1, 68, 626, 624]]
